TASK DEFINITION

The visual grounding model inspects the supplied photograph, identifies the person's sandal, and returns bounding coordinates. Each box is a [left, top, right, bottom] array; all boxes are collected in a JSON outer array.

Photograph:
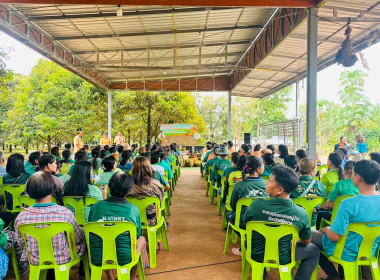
[[156, 242, 161, 254]]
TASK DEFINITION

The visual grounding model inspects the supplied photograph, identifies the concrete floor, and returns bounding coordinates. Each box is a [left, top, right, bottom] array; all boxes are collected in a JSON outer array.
[[6, 168, 327, 280]]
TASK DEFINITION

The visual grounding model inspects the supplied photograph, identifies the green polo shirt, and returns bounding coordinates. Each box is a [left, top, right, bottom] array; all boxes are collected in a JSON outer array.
[[321, 169, 339, 192], [261, 165, 272, 177], [230, 177, 268, 213], [97, 171, 116, 185], [88, 197, 141, 266], [153, 171, 168, 187], [204, 157, 220, 173], [211, 159, 232, 182], [202, 150, 213, 162], [243, 197, 311, 265], [290, 176, 326, 226], [328, 179, 359, 202]]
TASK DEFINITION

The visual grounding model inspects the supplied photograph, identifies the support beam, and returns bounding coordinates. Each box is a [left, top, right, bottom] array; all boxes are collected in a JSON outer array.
[[54, 24, 264, 41], [109, 76, 231, 91], [0, 0, 318, 7], [319, 17, 380, 23], [108, 90, 112, 139], [295, 80, 299, 118], [27, 7, 242, 21], [306, 8, 317, 158], [228, 91, 232, 141]]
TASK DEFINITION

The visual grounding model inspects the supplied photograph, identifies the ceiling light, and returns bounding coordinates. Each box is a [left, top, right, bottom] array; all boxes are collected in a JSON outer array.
[[163, 69, 167, 75], [116, 5, 123, 17], [198, 32, 202, 40]]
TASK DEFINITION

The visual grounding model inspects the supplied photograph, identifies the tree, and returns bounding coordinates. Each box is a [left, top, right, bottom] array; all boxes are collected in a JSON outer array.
[[114, 91, 205, 144]]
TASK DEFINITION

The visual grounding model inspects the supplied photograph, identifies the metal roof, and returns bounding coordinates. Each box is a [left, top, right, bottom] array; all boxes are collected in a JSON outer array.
[[0, 1, 379, 97]]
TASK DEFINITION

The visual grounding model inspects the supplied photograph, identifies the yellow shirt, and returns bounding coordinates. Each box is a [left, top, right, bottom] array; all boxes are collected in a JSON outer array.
[[114, 135, 126, 146], [74, 135, 83, 153], [100, 138, 111, 147]]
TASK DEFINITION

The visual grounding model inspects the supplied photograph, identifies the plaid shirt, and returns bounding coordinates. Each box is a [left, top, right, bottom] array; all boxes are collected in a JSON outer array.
[[15, 204, 85, 265]]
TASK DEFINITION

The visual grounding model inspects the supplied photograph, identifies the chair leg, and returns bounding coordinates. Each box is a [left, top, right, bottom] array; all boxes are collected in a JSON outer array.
[[251, 263, 265, 280], [221, 209, 227, 230], [82, 253, 91, 280], [8, 247, 21, 280], [241, 259, 250, 280], [232, 229, 237, 244], [161, 224, 169, 251], [217, 193, 222, 216], [223, 224, 232, 254], [371, 260, 380, 280], [210, 186, 215, 204], [341, 262, 359, 280], [278, 265, 293, 280], [54, 266, 71, 280], [137, 254, 146, 280], [206, 182, 210, 197], [147, 227, 158, 268]]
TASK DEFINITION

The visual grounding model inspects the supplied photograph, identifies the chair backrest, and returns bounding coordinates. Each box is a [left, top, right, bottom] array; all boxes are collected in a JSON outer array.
[[83, 221, 139, 267], [127, 196, 163, 227], [261, 176, 269, 181], [245, 221, 299, 265], [2, 184, 26, 213], [217, 170, 223, 176], [18, 222, 80, 267], [292, 196, 324, 224], [207, 166, 213, 183], [332, 222, 380, 262], [19, 195, 58, 208], [62, 196, 99, 226], [60, 163, 71, 175], [225, 172, 243, 208], [234, 197, 256, 228], [331, 195, 354, 221], [0, 177, 2, 185]]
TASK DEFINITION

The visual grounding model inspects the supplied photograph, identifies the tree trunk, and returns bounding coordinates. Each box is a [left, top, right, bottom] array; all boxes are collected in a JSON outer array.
[[147, 106, 152, 144], [9, 144, 12, 153], [139, 131, 143, 147], [25, 141, 29, 154], [2, 141, 4, 151], [128, 129, 131, 145], [47, 136, 52, 152]]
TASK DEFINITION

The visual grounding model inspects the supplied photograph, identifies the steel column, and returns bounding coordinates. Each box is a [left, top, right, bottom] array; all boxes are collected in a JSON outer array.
[[306, 8, 318, 158], [228, 91, 232, 141], [108, 90, 112, 139]]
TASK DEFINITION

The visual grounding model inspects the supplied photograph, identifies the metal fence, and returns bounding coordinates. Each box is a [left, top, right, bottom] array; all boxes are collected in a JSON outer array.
[[257, 118, 304, 154]]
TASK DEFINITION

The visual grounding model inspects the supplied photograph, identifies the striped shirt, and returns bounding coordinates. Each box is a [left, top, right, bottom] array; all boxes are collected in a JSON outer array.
[[15, 203, 85, 265]]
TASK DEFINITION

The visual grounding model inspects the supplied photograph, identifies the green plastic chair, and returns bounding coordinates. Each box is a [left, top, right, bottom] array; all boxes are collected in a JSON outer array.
[[83, 221, 145, 280], [313, 176, 320, 181], [242, 221, 300, 280], [2, 184, 26, 213], [223, 197, 256, 268], [170, 162, 177, 187], [292, 196, 323, 227], [261, 176, 269, 181], [19, 195, 58, 208], [206, 166, 213, 197], [18, 221, 90, 280], [127, 196, 169, 268], [164, 171, 173, 198], [320, 195, 354, 228], [217, 176, 227, 216], [0, 176, 3, 185], [322, 222, 380, 280], [162, 192, 171, 217], [211, 170, 223, 205], [6, 246, 21, 280], [62, 196, 100, 226], [60, 163, 71, 175], [221, 172, 243, 230]]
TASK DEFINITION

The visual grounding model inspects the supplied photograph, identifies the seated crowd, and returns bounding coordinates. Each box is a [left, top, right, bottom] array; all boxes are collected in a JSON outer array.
[[202, 141, 380, 280], [0, 141, 181, 279]]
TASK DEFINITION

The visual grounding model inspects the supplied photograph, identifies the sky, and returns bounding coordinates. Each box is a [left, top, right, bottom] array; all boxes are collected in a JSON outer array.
[[1, 30, 379, 118]]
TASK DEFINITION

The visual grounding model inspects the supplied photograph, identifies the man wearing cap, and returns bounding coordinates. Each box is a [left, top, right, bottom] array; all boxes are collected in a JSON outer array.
[[74, 130, 83, 153], [100, 133, 111, 147], [211, 146, 232, 187], [114, 131, 126, 146]]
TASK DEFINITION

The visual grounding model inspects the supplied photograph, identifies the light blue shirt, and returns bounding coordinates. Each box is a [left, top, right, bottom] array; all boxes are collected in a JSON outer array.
[[322, 195, 380, 261], [0, 166, 6, 177], [356, 142, 367, 154]]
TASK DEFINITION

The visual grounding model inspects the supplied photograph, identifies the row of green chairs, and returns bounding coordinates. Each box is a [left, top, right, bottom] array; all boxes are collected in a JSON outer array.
[[18, 220, 145, 280]]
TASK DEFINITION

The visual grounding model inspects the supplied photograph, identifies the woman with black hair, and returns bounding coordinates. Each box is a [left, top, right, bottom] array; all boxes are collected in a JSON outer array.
[[51, 146, 61, 161], [25, 151, 42, 175], [36, 154, 64, 202], [3, 153, 31, 184], [321, 152, 344, 195], [68, 150, 88, 175], [239, 144, 250, 156], [275, 144, 289, 165], [97, 156, 118, 185], [262, 153, 275, 177], [61, 149, 75, 164], [284, 155, 298, 171], [89, 147, 102, 171], [89, 172, 149, 280], [63, 161, 104, 222], [118, 150, 133, 171], [228, 156, 269, 255]]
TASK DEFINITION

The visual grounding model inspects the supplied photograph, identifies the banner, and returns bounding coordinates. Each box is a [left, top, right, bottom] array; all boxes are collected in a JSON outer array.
[[160, 124, 198, 136]]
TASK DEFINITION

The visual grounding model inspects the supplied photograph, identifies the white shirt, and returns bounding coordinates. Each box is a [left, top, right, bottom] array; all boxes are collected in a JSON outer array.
[[152, 164, 165, 176]]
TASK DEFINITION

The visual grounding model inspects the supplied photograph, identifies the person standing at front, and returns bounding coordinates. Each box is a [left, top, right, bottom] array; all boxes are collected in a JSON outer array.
[[114, 131, 126, 146], [74, 129, 83, 153]]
